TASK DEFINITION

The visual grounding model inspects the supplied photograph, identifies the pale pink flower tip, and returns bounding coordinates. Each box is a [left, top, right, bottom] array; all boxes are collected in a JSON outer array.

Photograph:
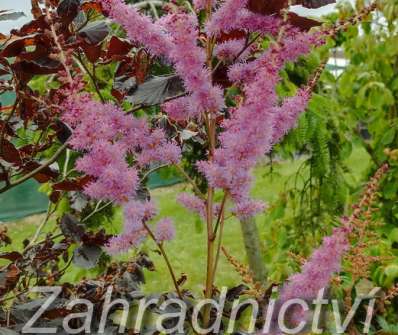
[[177, 193, 207, 218], [106, 230, 147, 255], [155, 218, 176, 242]]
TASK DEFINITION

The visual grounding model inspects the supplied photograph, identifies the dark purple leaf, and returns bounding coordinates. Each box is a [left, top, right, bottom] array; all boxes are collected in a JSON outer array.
[[60, 214, 85, 243], [78, 21, 109, 45], [0, 139, 22, 165], [107, 36, 133, 58], [126, 75, 184, 106], [73, 244, 102, 269], [57, 0, 80, 24], [0, 252, 23, 262]]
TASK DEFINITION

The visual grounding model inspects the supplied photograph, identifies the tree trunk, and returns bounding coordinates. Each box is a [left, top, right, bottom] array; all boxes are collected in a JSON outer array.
[[240, 216, 267, 283]]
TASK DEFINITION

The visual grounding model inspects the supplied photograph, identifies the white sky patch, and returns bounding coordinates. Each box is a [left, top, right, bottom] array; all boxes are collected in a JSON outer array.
[[0, 0, 33, 34], [290, 3, 337, 18]]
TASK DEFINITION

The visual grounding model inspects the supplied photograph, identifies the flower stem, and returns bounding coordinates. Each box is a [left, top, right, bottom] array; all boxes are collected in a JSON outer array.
[[142, 222, 183, 300]]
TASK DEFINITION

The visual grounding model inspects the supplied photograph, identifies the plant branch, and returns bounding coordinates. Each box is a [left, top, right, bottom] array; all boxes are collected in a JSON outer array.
[[26, 202, 58, 249], [82, 200, 113, 223], [0, 143, 68, 194], [211, 202, 225, 283], [142, 221, 183, 299], [74, 53, 105, 103], [45, 1, 73, 86], [212, 192, 228, 238], [128, 92, 187, 114], [175, 164, 206, 199]]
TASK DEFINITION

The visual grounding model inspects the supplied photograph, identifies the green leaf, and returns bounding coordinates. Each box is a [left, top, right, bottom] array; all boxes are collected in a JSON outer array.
[[385, 264, 398, 280], [381, 128, 396, 145], [340, 140, 353, 160]]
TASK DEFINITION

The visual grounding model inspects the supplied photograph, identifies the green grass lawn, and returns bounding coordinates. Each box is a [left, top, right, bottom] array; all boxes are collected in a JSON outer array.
[[2, 145, 371, 294]]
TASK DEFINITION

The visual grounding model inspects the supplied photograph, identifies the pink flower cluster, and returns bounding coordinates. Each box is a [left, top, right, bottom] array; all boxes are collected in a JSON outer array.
[[268, 226, 350, 333], [99, 0, 172, 57], [177, 193, 207, 218], [198, 30, 320, 218], [155, 218, 176, 242], [177, 193, 222, 220], [205, 0, 280, 37], [106, 200, 156, 254], [63, 93, 180, 204], [228, 31, 322, 84], [62, 90, 180, 252], [99, 1, 224, 117], [214, 39, 247, 62], [160, 13, 224, 115], [105, 200, 175, 253]]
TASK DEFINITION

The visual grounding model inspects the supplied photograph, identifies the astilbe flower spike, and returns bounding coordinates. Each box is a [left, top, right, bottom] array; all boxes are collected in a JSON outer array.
[[155, 218, 176, 242], [272, 227, 350, 331], [205, 0, 280, 36], [105, 200, 158, 254], [99, 0, 223, 117], [265, 164, 388, 334], [198, 30, 319, 218], [99, 0, 172, 57], [160, 13, 224, 115]]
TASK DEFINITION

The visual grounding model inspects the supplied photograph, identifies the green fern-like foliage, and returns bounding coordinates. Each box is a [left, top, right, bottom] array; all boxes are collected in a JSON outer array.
[[273, 57, 351, 246]]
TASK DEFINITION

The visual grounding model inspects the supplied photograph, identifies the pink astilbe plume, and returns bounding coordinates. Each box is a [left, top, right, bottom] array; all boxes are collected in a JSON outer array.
[[271, 88, 311, 144], [198, 29, 322, 218], [214, 39, 247, 61], [63, 91, 181, 199], [266, 226, 350, 333], [205, 0, 280, 36], [106, 229, 148, 255], [177, 193, 223, 219], [99, 0, 172, 57], [155, 218, 176, 242], [75, 141, 138, 203], [161, 13, 224, 115], [280, 227, 350, 301], [177, 193, 207, 218], [123, 200, 158, 233], [228, 31, 322, 84], [198, 60, 280, 217], [106, 200, 157, 254], [162, 97, 190, 121], [62, 86, 180, 250]]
